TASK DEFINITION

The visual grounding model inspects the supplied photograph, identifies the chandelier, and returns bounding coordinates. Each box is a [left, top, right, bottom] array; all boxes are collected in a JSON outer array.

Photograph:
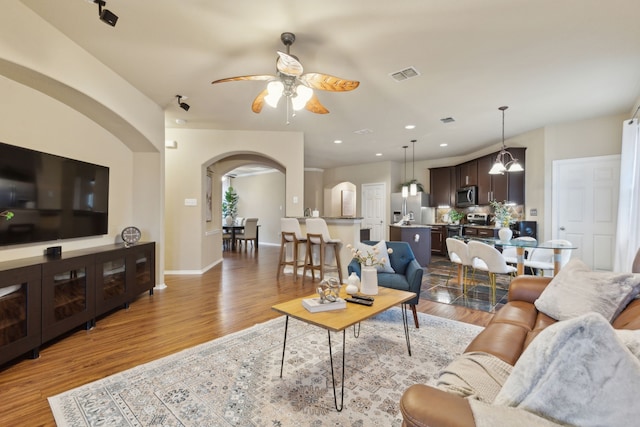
[[489, 106, 524, 174]]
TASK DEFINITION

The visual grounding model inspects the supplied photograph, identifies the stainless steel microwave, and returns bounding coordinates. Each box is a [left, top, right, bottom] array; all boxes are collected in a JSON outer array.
[[456, 185, 477, 207]]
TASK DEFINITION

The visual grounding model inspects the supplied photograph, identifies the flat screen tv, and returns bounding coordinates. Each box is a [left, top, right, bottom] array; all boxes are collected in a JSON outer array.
[[0, 142, 109, 246]]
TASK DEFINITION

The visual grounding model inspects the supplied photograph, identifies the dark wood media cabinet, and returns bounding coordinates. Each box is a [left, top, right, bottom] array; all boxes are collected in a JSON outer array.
[[0, 242, 155, 366]]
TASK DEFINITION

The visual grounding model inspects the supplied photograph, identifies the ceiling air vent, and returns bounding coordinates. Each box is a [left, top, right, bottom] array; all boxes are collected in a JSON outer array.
[[440, 117, 456, 124], [389, 66, 420, 82]]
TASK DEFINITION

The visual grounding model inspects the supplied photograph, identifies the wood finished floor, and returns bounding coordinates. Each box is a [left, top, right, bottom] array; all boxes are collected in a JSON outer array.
[[0, 244, 493, 427]]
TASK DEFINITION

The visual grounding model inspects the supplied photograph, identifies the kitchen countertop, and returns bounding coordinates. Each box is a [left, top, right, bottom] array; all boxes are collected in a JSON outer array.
[[390, 224, 432, 228]]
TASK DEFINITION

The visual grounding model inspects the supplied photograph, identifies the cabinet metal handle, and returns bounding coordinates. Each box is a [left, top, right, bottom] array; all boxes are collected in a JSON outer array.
[[559, 226, 566, 231]]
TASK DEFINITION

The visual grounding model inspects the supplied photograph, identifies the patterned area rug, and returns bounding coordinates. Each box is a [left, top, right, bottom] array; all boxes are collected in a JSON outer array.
[[49, 308, 481, 426]]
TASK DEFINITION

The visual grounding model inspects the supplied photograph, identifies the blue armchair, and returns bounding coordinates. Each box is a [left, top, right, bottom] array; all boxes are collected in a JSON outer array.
[[347, 240, 424, 328]]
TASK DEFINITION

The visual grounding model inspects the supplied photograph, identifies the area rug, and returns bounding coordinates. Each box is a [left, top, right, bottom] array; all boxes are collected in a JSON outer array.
[[49, 308, 482, 426]]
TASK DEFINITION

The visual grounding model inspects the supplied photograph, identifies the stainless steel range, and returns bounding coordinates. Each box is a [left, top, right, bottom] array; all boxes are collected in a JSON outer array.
[[466, 212, 490, 225]]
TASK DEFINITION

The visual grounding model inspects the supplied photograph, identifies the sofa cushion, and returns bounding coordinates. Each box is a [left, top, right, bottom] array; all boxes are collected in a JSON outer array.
[[534, 258, 640, 322], [493, 312, 640, 427], [356, 240, 395, 273]]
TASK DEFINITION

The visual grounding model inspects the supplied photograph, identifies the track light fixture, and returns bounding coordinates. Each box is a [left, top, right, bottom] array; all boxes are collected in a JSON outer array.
[[176, 95, 190, 112], [93, 1, 118, 27]]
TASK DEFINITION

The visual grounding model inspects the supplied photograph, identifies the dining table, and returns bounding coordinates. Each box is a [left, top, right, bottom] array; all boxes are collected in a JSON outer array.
[[222, 224, 244, 251], [455, 236, 577, 276]]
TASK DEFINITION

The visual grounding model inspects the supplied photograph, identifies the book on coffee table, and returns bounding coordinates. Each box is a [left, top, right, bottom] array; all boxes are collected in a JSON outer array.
[[302, 297, 346, 313]]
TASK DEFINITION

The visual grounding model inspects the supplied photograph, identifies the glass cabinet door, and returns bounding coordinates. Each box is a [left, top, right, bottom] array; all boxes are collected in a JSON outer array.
[[41, 255, 95, 342], [95, 250, 128, 315], [0, 265, 41, 365], [128, 242, 155, 296]]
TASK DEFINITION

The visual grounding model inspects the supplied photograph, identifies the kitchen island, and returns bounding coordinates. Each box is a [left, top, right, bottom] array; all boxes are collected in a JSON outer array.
[[389, 224, 432, 267]]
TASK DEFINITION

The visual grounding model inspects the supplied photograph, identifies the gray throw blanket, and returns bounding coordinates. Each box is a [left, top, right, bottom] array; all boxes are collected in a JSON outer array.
[[471, 312, 640, 427]]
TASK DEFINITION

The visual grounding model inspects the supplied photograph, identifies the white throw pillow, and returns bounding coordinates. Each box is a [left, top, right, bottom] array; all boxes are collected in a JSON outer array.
[[494, 312, 640, 427], [534, 258, 640, 322], [357, 240, 395, 273]]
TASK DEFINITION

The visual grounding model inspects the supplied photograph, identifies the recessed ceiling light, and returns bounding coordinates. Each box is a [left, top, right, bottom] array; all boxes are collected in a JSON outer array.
[[440, 143, 448, 147], [375, 153, 382, 157], [354, 128, 373, 135], [440, 117, 455, 124], [405, 125, 416, 130], [334, 140, 343, 144]]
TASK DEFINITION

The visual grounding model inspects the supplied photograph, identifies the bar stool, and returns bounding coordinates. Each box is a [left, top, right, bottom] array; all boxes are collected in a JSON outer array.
[[303, 218, 343, 283], [277, 218, 307, 281]]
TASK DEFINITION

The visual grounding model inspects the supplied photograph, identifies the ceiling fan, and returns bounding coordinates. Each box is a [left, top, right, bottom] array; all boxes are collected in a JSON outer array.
[[212, 32, 360, 117]]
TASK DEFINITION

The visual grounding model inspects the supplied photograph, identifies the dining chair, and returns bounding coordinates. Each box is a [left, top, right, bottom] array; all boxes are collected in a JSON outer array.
[[222, 229, 233, 251], [445, 238, 474, 294], [277, 218, 307, 281], [303, 218, 343, 283], [467, 240, 517, 304], [502, 236, 537, 267], [523, 239, 572, 277], [236, 218, 258, 251]]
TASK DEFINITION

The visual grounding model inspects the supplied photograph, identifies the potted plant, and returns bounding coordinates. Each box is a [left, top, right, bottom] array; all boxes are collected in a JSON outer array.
[[1, 210, 14, 220], [490, 200, 513, 240], [448, 210, 464, 225], [222, 187, 238, 225]]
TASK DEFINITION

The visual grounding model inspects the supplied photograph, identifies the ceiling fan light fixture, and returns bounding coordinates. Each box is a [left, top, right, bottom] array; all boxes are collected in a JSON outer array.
[[292, 85, 313, 110], [265, 81, 284, 108]]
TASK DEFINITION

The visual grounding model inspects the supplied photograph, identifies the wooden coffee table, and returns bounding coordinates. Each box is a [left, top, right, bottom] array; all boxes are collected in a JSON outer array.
[[271, 287, 416, 411]]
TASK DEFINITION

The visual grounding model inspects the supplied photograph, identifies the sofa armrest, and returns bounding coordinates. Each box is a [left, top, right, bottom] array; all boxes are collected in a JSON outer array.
[[400, 384, 476, 427], [508, 275, 552, 304]]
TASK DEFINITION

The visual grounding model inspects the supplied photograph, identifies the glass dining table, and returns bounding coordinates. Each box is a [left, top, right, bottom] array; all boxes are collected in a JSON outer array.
[[455, 236, 577, 276]]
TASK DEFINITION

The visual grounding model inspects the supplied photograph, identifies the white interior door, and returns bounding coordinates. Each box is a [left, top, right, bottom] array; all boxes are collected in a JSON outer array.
[[552, 155, 620, 270], [362, 183, 386, 241]]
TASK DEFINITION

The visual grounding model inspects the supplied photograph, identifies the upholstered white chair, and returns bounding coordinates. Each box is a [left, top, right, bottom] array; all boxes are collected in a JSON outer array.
[[236, 218, 258, 251], [468, 240, 517, 303], [523, 239, 572, 277], [502, 236, 537, 266], [277, 218, 307, 281], [303, 218, 343, 283], [445, 238, 474, 293]]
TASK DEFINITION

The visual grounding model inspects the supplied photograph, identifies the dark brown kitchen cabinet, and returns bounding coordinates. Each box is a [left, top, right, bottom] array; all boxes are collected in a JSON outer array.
[[430, 225, 446, 255], [430, 166, 456, 207], [0, 265, 41, 365], [464, 226, 498, 238], [457, 160, 478, 187]]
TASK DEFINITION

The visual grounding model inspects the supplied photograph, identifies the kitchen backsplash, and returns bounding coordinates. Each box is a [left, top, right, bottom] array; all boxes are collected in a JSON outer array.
[[436, 204, 524, 224]]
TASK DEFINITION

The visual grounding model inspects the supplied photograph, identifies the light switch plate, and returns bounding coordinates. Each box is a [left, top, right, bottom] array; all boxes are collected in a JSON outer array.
[[530, 208, 537, 216], [184, 198, 197, 206]]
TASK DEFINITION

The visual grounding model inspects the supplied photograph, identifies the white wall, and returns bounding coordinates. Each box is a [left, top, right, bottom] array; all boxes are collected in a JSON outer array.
[[0, 4, 165, 286], [164, 128, 303, 272], [234, 171, 286, 246]]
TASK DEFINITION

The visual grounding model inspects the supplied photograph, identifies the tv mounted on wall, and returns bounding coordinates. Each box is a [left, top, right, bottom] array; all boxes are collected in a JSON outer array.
[[0, 142, 109, 246]]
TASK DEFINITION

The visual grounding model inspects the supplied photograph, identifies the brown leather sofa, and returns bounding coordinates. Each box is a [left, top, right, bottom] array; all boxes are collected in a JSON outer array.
[[400, 275, 640, 427]]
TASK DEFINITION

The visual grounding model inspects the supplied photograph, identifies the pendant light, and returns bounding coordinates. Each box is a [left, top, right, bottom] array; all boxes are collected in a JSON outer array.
[[410, 139, 418, 196], [489, 106, 524, 174], [402, 145, 409, 198]]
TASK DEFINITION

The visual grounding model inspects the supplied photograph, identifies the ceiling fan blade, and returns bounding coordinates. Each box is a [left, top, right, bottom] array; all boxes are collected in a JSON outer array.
[[305, 93, 329, 114], [276, 52, 303, 76], [251, 89, 269, 113], [212, 74, 274, 84], [300, 73, 360, 92]]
